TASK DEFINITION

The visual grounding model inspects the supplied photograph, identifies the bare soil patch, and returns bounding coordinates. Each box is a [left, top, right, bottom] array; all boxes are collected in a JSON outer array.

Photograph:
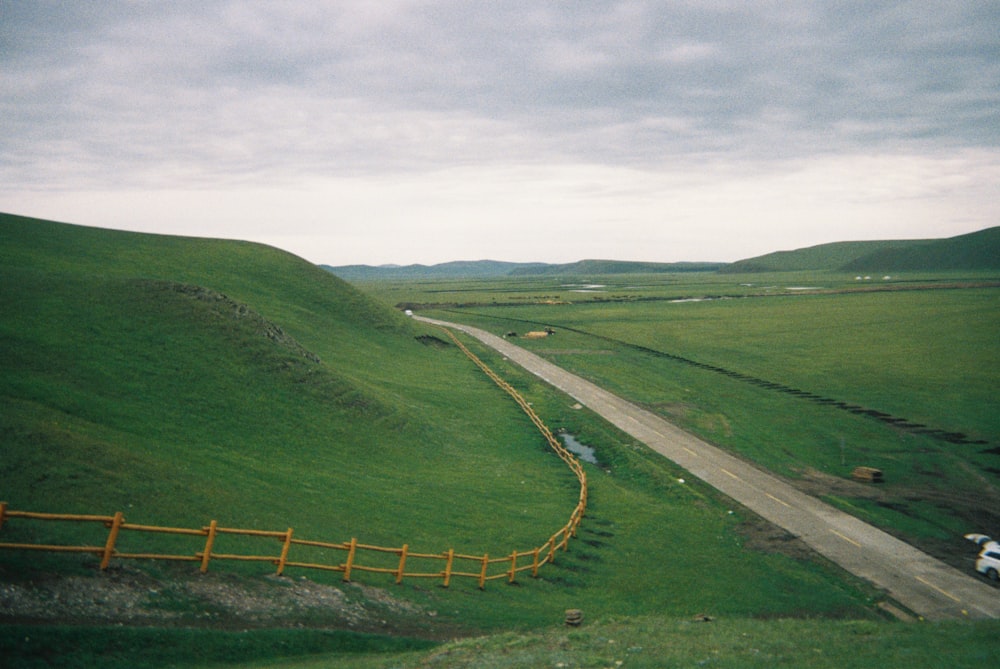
[[0, 561, 460, 638]]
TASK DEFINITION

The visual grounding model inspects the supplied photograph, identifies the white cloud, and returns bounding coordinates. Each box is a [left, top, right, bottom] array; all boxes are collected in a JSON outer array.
[[1, 1, 998, 264], [6, 149, 996, 266]]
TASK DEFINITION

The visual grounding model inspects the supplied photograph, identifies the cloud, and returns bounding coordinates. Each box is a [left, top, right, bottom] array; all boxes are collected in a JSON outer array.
[[6, 149, 996, 266], [2, 1, 998, 263]]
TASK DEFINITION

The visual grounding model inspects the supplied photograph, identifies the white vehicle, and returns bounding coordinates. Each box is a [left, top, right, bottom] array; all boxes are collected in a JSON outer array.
[[977, 547, 1000, 581], [965, 533, 1000, 581]]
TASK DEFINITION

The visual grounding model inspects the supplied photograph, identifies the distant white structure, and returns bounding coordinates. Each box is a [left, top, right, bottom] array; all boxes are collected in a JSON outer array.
[[404, 309, 413, 317]]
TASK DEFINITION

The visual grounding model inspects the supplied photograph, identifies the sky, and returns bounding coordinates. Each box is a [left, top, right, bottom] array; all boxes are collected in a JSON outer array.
[[2, 1, 999, 266]]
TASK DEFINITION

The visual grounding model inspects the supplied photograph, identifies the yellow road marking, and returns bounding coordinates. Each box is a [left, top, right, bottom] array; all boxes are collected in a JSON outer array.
[[683, 447, 698, 457], [765, 493, 791, 508], [916, 576, 962, 603], [831, 530, 862, 548], [720, 469, 740, 480]]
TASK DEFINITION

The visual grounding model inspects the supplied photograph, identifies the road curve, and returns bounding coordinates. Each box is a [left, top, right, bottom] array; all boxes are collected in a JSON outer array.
[[416, 315, 1000, 621]]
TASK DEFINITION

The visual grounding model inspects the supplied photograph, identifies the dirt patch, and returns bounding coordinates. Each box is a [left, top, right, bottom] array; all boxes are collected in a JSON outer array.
[[0, 562, 454, 637], [791, 467, 1000, 531], [791, 468, 890, 502], [736, 515, 818, 561]]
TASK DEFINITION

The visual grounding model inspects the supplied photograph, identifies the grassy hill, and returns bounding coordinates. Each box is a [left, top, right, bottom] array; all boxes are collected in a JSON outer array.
[[5, 213, 997, 667], [841, 226, 1000, 272], [720, 226, 1000, 273], [508, 259, 726, 276], [326, 259, 724, 281], [0, 212, 579, 558], [323, 259, 549, 281], [1, 211, 879, 611]]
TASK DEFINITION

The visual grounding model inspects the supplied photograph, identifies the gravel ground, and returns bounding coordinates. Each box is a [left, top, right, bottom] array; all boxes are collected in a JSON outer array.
[[0, 562, 438, 634]]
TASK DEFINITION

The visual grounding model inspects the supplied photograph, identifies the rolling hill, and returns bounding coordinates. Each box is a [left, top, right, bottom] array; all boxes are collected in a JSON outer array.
[[8, 212, 992, 666], [720, 226, 1000, 273], [0, 212, 888, 629], [325, 258, 725, 280], [327, 227, 999, 281], [508, 259, 726, 276], [322, 259, 548, 280], [0, 212, 573, 557]]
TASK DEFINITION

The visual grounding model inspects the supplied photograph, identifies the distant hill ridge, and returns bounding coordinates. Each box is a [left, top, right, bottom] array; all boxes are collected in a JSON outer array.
[[324, 259, 726, 280], [326, 227, 998, 279], [720, 226, 1000, 273]]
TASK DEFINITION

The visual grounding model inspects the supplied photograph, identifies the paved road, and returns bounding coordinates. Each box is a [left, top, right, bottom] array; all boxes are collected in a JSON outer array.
[[416, 316, 1000, 621]]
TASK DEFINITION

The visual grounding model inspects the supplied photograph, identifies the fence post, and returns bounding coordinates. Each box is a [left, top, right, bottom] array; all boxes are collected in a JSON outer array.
[[443, 548, 454, 588], [478, 553, 489, 590], [508, 550, 518, 584], [276, 528, 293, 576], [531, 547, 541, 577], [343, 537, 357, 582], [0, 502, 7, 530], [396, 544, 409, 585], [200, 520, 218, 573], [100, 511, 124, 570]]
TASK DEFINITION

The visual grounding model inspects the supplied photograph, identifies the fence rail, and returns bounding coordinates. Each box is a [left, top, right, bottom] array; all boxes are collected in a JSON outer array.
[[0, 325, 587, 590]]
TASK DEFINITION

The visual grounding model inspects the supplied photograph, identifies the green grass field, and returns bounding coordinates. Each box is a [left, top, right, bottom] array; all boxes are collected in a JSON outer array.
[[401, 272, 1000, 564], [2, 213, 998, 667], [4, 617, 999, 669]]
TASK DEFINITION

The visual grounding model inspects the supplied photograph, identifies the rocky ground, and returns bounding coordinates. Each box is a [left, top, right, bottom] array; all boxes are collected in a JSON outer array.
[[0, 560, 456, 638]]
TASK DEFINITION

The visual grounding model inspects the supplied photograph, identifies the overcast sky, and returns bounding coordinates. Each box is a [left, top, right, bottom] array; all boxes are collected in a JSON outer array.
[[2, 1, 998, 265]]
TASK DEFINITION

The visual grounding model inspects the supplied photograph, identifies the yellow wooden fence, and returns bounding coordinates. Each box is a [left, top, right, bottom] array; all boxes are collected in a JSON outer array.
[[0, 327, 588, 589]]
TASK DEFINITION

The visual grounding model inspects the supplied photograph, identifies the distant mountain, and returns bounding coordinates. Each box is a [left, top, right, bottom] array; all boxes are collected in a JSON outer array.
[[324, 259, 725, 280], [508, 259, 726, 275], [720, 227, 1000, 273], [322, 260, 548, 280], [325, 227, 999, 279]]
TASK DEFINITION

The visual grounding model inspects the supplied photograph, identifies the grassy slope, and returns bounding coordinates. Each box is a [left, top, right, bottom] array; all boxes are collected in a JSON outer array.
[[0, 212, 575, 556], [4, 617, 998, 669], [6, 214, 998, 667], [842, 226, 1000, 272], [0, 214, 882, 624], [721, 226, 1000, 273]]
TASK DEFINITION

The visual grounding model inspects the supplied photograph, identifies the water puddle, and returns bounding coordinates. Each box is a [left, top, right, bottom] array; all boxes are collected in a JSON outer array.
[[559, 432, 599, 464], [564, 283, 607, 293]]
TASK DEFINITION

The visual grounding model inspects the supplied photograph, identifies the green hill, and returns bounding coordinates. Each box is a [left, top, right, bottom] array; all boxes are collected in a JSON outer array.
[[721, 226, 1000, 273], [508, 259, 725, 276], [324, 259, 550, 280], [0, 212, 575, 557], [326, 259, 725, 281], [841, 226, 1000, 272], [4, 212, 942, 662]]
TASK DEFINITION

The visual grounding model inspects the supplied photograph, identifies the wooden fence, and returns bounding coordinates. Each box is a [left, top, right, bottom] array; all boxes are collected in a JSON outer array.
[[0, 327, 588, 590]]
